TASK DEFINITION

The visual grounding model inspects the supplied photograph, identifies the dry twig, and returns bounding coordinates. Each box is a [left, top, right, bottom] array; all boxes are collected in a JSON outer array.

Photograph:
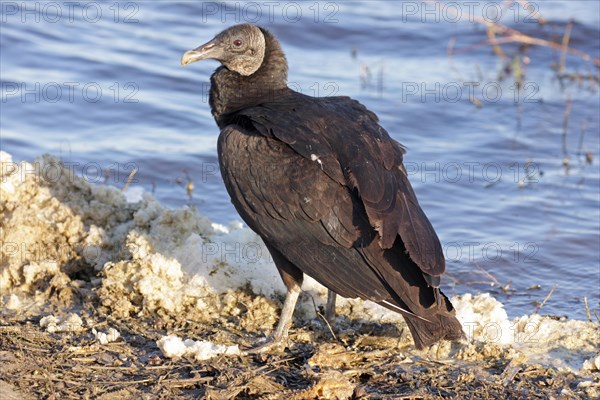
[[534, 284, 557, 314], [562, 95, 572, 165], [583, 297, 592, 323], [559, 21, 574, 72], [473, 264, 512, 293], [121, 167, 138, 193]]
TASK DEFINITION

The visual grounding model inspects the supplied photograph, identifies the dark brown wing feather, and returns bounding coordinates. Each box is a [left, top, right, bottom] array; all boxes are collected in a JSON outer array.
[[218, 124, 379, 300], [223, 89, 445, 278]]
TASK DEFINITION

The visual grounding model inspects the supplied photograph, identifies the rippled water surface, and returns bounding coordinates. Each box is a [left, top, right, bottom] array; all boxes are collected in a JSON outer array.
[[2, 1, 599, 319]]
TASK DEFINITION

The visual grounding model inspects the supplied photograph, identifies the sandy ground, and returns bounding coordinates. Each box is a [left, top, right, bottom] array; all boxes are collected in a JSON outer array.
[[1, 153, 599, 399], [1, 304, 598, 399]]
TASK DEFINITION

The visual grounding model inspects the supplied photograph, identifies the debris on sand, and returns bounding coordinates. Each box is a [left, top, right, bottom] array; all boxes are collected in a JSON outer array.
[[583, 354, 600, 372], [39, 313, 84, 333], [156, 334, 240, 360], [93, 327, 121, 345]]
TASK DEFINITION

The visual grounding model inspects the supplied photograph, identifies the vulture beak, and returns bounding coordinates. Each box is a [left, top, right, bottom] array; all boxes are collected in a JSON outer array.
[[181, 39, 222, 66]]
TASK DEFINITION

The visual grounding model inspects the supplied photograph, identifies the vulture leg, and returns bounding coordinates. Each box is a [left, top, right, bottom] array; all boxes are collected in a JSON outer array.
[[325, 290, 337, 323], [245, 244, 303, 354]]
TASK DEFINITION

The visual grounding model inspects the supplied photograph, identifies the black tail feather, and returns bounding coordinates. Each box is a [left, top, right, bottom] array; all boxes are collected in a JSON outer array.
[[378, 291, 465, 349], [403, 310, 465, 349]]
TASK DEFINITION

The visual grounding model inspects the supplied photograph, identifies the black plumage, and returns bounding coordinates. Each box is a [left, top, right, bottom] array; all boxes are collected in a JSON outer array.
[[182, 24, 464, 350]]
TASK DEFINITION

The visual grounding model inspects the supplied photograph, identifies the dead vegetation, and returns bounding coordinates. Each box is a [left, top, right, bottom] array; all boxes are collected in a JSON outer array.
[[1, 296, 598, 400]]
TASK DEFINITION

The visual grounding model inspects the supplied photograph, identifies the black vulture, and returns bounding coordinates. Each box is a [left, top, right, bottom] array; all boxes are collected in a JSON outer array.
[[181, 24, 464, 351]]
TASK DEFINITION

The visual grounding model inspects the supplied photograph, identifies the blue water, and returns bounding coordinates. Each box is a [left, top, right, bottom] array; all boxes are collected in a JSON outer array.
[[1, 1, 599, 320]]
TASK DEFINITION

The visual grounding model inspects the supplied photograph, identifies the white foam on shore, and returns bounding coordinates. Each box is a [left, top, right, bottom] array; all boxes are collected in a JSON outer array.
[[39, 313, 84, 333], [93, 327, 121, 345], [156, 334, 240, 360]]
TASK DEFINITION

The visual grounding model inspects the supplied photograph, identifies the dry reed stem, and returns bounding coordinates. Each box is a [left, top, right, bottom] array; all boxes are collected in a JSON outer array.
[[486, 24, 506, 61], [562, 94, 572, 159], [583, 297, 592, 322], [473, 264, 511, 293], [121, 167, 138, 193], [534, 284, 557, 314], [559, 21, 574, 72]]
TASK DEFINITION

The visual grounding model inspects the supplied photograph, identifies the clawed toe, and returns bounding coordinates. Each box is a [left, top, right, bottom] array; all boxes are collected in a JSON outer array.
[[242, 335, 288, 355]]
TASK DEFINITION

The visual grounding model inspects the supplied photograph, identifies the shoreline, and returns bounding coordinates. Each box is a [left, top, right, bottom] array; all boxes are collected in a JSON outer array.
[[1, 152, 598, 399]]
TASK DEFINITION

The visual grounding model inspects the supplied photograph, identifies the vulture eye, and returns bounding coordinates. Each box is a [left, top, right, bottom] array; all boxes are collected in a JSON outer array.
[[233, 39, 243, 47]]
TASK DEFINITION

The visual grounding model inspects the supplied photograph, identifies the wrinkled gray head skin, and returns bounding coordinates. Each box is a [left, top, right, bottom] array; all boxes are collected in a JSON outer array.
[[182, 24, 266, 76]]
